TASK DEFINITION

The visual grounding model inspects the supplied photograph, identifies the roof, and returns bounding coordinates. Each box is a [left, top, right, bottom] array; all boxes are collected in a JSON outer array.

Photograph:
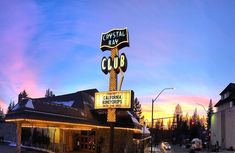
[[141, 125, 150, 134], [5, 89, 140, 129], [215, 83, 235, 107], [219, 83, 235, 95], [214, 95, 235, 107]]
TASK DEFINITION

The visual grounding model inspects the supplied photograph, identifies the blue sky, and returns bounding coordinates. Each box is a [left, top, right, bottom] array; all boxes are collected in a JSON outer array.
[[0, 0, 235, 119]]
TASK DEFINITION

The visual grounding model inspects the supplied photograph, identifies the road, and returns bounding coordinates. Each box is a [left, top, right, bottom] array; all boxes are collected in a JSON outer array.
[[2, 142, 234, 153], [144, 145, 235, 153]]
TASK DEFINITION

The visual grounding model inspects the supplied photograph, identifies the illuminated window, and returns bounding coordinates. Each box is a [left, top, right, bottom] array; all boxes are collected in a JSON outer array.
[[48, 127, 60, 143]]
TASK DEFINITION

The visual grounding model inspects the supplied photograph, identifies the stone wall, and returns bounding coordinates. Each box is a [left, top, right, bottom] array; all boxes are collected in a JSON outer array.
[[0, 122, 16, 142]]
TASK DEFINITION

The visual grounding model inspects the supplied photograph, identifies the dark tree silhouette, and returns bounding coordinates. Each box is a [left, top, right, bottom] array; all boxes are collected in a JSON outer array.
[[192, 108, 198, 123], [18, 90, 28, 103], [190, 120, 203, 139], [207, 99, 214, 130], [21, 90, 28, 98], [133, 97, 142, 119], [45, 89, 55, 97], [0, 105, 4, 118], [7, 100, 15, 113]]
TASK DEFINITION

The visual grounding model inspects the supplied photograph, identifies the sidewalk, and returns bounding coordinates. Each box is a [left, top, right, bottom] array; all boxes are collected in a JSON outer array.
[[0, 142, 47, 153]]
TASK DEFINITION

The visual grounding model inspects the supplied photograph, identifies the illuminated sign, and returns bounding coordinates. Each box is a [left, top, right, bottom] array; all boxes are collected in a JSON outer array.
[[95, 90, 133, 109], [99, 28, 131, 123], [100, 28, 129, 51], [101, 53, 127, 74]]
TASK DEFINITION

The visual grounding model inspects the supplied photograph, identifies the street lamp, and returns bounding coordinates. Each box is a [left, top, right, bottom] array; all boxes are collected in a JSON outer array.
[[151, 87, 174, 153], [196, 103, 207, 114], [196, 102, 210, 150]]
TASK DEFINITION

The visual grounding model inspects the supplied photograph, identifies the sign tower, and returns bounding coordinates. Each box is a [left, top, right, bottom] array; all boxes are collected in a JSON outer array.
[[96, 28, 131, 153]]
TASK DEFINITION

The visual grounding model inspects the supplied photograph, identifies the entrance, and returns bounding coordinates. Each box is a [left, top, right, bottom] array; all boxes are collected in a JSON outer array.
[[73, 130, 96, 153]]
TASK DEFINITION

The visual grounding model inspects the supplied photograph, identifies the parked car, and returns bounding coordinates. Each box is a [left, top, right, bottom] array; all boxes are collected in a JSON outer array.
[[0, 136, 4, 143], [183, 139, 191, 148], [202, 141, 209, 148], [160, 142, 171, 153], [191, 138, 202, 150]]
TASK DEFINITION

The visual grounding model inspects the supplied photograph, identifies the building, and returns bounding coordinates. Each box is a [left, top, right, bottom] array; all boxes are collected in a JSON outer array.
[[211, 83, 235, 149], [172, 104, 183, 129], [5, 89, 141, 153], [174, 104, 183, 117]]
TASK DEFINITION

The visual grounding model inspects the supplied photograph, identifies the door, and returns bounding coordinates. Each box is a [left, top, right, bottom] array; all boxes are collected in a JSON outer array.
[[80, 131, 96, 152]]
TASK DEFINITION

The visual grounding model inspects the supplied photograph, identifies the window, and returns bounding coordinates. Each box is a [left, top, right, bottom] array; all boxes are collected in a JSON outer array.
[[230, 101, 233, 108], [224, 91, 230, 99], [221, 94, 224, 100]]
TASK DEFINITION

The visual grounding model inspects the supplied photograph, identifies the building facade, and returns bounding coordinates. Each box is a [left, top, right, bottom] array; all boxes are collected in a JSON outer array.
[[5, 89, 141, 153], [211, 83, 235, 149]]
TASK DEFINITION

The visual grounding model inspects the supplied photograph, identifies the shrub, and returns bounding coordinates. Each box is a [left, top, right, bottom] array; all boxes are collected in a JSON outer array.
[[228, 146, 234, 151]]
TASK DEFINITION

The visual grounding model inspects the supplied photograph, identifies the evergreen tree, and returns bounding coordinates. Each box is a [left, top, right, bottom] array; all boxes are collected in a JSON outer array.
[[167, 118, 172, 130], [22, 90, 28, 98], [18, 90, 28, 103], [181, 120, 189, 135], [7, 100, 15, 113], [45, 89, 55, 97], [190, 120, 202, 139], [0, 105, 4, 118], [7, 103, 12, 113], [133, 97, 142, 118], [160, 119, 164, 130], [207, 99, 214, 130], [189, 112, 204, 140], [192, 108, 198, 123]]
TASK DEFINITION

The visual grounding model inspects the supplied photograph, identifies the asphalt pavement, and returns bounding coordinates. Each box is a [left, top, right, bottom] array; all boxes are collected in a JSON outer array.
[[0, 142, 47, 153], [144, 144, 235, 153], [1, 142, 235, 153]]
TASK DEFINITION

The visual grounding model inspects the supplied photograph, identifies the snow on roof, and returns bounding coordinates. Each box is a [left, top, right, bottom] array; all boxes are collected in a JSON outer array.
[[141, 125, 150, 134], [127, 111, 140, 125], [25, 99, 34, 109], [192, 138, 202, 142], [51, 101, 74, 107], [12, 104, 20, 111]]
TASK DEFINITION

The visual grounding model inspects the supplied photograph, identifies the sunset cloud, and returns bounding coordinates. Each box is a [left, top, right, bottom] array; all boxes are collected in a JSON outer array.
[[0, 99, 8, 114], [0, 0, 44, 108], [0, 0, 234, 115], [140, 94, 210, 121]]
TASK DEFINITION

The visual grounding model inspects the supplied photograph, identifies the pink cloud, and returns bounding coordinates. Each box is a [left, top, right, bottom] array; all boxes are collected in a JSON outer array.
[[0, 99, 8, 114], [0, 1, 43, 107]]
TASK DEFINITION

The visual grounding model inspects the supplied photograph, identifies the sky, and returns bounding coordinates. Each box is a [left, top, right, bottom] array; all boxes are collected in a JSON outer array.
[[0, 0, 235, 122]]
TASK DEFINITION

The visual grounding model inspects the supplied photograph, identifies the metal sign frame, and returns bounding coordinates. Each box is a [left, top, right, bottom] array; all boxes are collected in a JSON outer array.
[[100, 28, 129, 51], [95, 90, 134, 110]]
